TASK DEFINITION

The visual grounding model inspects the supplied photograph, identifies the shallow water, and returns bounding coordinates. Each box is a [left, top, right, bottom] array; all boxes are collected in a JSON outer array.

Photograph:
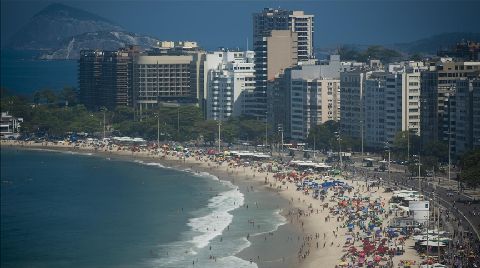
[[0, 148, 287, 268]]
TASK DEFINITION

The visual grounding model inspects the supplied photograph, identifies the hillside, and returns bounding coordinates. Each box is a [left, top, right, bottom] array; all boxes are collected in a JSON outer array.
[[8, 3, 124, 50], [40, 31, 159, 60], [391, 32, 480, 54]]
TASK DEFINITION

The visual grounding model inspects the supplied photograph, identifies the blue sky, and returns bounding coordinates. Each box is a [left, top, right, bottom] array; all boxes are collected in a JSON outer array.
[[1, 0, 479, 49]]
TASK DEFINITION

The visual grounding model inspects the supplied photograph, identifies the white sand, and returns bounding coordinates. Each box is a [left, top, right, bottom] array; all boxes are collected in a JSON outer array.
[[2, 140, 421, 267]]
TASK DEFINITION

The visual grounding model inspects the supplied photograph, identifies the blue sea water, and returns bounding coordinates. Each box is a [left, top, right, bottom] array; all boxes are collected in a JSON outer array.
[[0, 148, 286, 268], [0, 50, 77, 95]]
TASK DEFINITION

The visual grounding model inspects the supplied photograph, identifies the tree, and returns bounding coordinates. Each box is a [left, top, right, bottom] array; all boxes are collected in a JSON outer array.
[[237, 119, 265, 143], [59, 87, 78, 106], [306, 120, 338, 151], [112, 106, 135, 123], [409, 53, 423, 61], [195, 120, 218, 144], [337, 45, 402, 63], [458, 149, 480, 187], [392, 130, 421, 160], [33, 89, 58, 105]]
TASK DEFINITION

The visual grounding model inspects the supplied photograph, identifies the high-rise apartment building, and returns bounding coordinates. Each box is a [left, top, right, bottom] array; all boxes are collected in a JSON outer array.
[[340, 70, 368, 139], [340, 62, 424, 150], [251, 8, 314, 120], [364, 72, 387, 149], [268, 55, 340, 140], [398, 68, 422, 136], [204, 51, 255, 121], [79, 46, 139, 110], [384, 73, 402, 143], [452, 78, 480, 156], [420, 59, 480, 154]]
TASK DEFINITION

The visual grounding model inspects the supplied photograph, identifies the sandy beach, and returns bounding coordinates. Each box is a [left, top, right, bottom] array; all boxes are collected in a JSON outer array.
[[1, 140, 421, 268]]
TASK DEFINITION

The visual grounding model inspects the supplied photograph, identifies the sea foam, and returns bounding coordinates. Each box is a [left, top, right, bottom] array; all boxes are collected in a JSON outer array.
[[133, 160, 167, 169], [188, 185, 244, 249]]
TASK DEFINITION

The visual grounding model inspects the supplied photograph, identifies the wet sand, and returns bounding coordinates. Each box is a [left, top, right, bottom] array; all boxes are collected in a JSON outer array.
[[1, 141, 421, 267]]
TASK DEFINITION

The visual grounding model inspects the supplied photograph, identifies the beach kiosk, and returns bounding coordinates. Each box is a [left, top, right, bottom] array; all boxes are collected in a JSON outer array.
[[363, 158, 374, 167], [409, 201, 429, 225]]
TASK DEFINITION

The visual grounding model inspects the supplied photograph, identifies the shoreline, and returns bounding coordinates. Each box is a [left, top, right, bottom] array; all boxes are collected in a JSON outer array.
[[1, 142, 302, 268], [1, 141, 421, 267]]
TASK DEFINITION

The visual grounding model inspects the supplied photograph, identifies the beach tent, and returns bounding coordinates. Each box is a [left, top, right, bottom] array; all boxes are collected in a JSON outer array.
[[420, 241, 446, 247]]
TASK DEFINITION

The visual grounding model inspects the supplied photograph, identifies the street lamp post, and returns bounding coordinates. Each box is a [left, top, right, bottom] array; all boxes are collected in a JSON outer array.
[[177, 106, 180, 138], [334, 131, 343, 171], [417, 155, 422, 193], [157, 115, 160, 146], [361, 120, 364, 157], [103, 110, 106, 140], [218, 120, 221, 154], [100, 107, 107, 140], [278, 124, 284, 158], [385, 142, 391, 182], [407, 129, 411, 164], [265, 112, 268, 154]]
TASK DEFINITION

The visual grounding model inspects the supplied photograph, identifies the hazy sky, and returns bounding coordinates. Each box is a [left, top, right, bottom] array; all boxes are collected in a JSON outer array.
[[1, 0, 479, 49]]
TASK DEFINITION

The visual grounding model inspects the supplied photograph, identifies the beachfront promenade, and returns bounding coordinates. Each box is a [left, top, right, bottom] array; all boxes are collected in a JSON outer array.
[[344, 163, 480, 268], [2, 139, 479, 268], [346, 163, 480, 239]]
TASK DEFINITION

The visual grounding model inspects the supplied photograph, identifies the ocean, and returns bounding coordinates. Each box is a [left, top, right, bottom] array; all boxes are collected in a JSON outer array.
[[0, 50, 77, 96], [0, 148, 286, 268]]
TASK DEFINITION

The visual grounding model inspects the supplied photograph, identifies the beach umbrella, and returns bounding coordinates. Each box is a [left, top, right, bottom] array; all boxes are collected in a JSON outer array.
[[374, 255, 382, 262]]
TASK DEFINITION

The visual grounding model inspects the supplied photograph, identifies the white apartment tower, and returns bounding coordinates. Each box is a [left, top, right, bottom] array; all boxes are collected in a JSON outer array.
[[399, 67, 422, 136], [251, 8, 314, 120], [287, 56, 341, 140], [205, 51, 255, 121], [340, 62, 425, 150]]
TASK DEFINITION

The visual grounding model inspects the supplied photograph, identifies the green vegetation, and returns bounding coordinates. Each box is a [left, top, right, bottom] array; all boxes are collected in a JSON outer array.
[[306, 121, 360, 151], [0, 88, 268, 143], [458, 149, 480, 187], [338, 45, 402, 63]]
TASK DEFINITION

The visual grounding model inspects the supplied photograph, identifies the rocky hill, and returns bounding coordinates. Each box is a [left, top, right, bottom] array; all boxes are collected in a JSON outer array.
[[8, 3, 159, 59], [39, 31, 159, 60]]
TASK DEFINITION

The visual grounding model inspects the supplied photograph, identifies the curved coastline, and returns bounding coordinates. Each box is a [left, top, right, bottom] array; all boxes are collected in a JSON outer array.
[[1, 142, 298, 268], [1, 140, 423, 268]]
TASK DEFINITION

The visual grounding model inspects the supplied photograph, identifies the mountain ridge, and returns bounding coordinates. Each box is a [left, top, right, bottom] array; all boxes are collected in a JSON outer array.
[[8, 3, 125, 51], [40, 31, 160, 60]]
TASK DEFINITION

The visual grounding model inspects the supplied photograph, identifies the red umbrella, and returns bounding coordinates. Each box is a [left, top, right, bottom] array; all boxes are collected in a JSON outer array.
[[374, 255, 382, 262]]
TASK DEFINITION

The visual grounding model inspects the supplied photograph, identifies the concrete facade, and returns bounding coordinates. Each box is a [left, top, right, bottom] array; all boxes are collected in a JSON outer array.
[[79, 47, 138, 110], [252, 8, 314, 120], [205, 51, 255, 121], [133, 53, 205, 112], [453, 78, 480, 156]]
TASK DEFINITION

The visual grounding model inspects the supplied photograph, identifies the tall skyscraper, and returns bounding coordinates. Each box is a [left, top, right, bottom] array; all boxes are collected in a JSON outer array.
[[251, 8, 314, 120]]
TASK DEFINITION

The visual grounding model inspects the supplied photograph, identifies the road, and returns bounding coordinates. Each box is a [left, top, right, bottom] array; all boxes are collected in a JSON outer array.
[[345, 162, 480, 241]]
